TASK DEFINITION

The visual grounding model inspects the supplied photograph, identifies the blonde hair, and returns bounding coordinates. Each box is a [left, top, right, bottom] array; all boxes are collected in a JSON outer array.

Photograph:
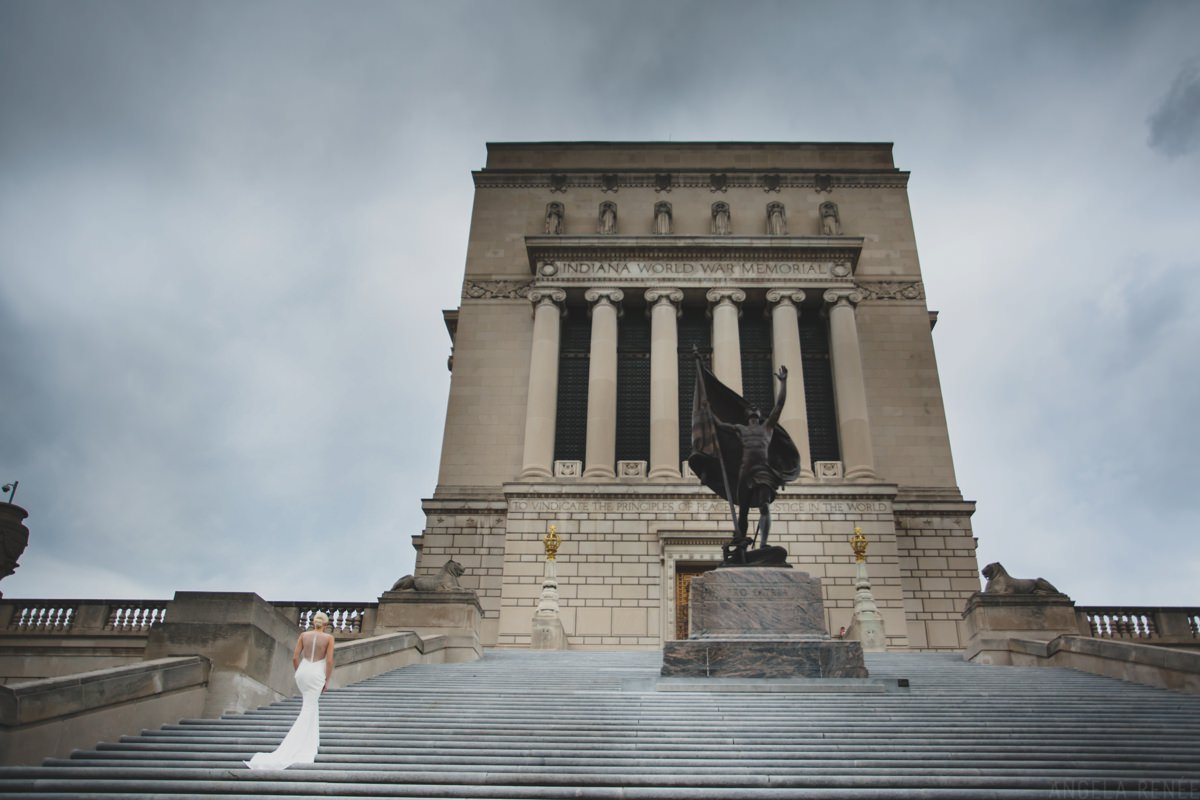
[[311, 611, 330, 630]]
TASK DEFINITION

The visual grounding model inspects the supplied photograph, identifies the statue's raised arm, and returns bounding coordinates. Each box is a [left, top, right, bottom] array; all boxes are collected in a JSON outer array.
[[765, 366, 787, 429]]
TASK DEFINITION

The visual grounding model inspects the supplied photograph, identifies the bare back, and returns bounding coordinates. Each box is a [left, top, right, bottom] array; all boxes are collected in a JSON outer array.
[[298, 630, 333, 663]]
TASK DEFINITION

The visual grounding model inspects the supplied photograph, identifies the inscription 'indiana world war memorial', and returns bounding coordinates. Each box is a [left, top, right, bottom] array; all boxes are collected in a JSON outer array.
[[419, 141, 979, 653]]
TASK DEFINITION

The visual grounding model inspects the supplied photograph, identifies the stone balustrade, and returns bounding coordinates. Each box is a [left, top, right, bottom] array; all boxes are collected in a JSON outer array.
[[1077, 606, 1200, 644], [2, 599, 168, 634], [270, 602, 378, 637], [2, 598, 379, 639]]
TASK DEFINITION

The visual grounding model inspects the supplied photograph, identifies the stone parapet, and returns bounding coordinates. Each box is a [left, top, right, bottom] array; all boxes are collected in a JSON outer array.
[[0, 656, 208, 765], [143, 592, 301, 718], [962, 591, 1079, 663], [376, 590, 482, 640]]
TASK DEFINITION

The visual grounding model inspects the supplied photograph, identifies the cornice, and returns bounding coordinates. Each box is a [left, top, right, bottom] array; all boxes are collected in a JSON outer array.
[[473, 169, 910, 191]]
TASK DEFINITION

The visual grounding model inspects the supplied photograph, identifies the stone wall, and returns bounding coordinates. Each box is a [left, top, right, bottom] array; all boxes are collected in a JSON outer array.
[[895, 500, 980, 650]]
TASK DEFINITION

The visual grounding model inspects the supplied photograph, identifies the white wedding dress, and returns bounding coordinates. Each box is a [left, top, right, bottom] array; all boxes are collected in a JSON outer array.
[[245, 631, 327, 770]]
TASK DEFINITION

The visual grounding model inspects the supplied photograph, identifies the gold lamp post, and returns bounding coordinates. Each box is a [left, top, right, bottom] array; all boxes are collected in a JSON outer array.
[[850, 525, 868, 563], [543, 524, 561, 561]]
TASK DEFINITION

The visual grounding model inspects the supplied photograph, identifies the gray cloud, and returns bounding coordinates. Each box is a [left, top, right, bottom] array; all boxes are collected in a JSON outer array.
[[2, 0, 1199, 606], [1148, 59, 1200, 157]]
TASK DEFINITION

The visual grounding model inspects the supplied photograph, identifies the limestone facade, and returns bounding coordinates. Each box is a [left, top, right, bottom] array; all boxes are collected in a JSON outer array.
[[418, 142, 978, 651]]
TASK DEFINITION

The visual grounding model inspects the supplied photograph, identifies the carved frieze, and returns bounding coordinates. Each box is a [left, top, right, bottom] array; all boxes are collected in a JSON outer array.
[[462, 280, 533, 300], [854, 281, 925, 301]]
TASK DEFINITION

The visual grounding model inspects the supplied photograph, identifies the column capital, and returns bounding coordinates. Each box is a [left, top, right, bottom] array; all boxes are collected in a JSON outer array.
[[584, 287, 624, 306], [527, 288, 566, 316], [644, 287, 684, 305], [766, 288, 807, 307], [644, 287, 684, 318], [823, 288, 864, 308], [585, 287, 624, 319], [528, 287, 566, 304], [706, 287, 746, 306]]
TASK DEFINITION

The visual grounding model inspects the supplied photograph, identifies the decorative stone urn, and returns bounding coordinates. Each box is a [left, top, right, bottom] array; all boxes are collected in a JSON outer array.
[[0, 503, 30, 597]]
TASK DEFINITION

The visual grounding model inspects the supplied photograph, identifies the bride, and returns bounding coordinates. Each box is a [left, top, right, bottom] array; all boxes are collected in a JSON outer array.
[[245, 611, 335, 769]]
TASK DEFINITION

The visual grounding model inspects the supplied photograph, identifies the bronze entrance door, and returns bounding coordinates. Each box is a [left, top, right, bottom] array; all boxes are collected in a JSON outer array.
[[674, 563, 717, 640]]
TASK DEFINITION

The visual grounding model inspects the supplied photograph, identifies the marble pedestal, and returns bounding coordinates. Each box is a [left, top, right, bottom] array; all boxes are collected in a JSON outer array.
[[661, 568, 868, 679]]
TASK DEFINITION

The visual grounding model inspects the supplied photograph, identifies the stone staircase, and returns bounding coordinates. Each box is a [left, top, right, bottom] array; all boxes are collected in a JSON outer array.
[[3, 650, 1199, 798]]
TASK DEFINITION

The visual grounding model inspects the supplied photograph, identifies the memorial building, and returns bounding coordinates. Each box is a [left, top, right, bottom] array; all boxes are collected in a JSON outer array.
[[415, 142, 979, 651]]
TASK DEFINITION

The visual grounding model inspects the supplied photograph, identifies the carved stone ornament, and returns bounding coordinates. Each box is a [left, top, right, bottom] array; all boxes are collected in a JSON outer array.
[[549, 173, 568, 193], [553, 460, 581, 478], [761, 173, 782, 193], [711, 201, 731, 235], [598, 201, 617, 234], [655, 173, 672, 193], [815, 461, 843, 481], [617, 460, 647, 478], [463, 280, 532, 300], [709, 173, 728, 192], [601, 173, 619, 193], [855, 281, 925, 301], [544, 202, 564, 235], [814, 174, 833, 193]]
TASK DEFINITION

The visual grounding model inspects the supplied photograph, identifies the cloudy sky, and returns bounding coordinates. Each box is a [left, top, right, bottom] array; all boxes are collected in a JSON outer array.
[[2, 1, 1198, 606]]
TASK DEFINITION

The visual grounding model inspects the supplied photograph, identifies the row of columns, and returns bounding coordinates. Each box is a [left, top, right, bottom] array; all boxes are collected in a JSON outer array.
[[518, 287, 879, 483]]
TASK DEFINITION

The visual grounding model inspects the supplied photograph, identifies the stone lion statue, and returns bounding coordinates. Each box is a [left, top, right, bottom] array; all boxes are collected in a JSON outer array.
[[390, 559, 465, 592], [981, 562, 1060, 595]]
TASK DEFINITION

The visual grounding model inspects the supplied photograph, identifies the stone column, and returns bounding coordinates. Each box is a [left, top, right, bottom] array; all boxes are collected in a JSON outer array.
[[766, 289, 814, 480], [823, 289, 878, 481], [645, 288, 684, 480], [706, 288, 745, 394], [519, 288, 567, 481], [582, 288, 623, 480]]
